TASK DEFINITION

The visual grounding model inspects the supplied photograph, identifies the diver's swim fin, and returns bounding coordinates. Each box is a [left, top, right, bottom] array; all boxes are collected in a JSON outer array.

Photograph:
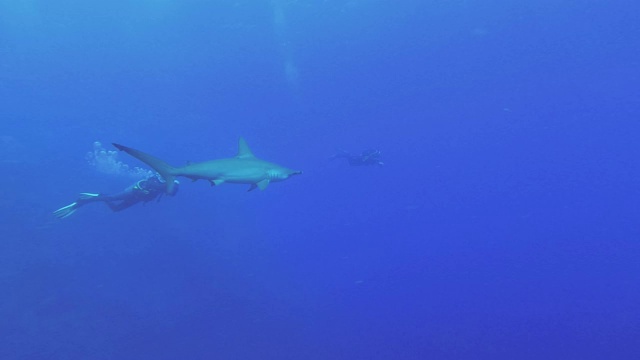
[[52, 202, 79, 219], [78, 193, 100, 200]]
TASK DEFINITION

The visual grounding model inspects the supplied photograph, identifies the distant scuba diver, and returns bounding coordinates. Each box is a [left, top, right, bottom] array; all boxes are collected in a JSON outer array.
[[330, 149, 384, 167], [53, 174, 180, 219]]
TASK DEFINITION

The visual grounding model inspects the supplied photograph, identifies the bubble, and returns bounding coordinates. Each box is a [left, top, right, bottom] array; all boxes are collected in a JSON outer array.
[[86, 141, 154, 180]]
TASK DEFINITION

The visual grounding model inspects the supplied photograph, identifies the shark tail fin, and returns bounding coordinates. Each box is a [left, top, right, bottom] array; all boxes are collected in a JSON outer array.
[[112, 143, 178, 194]]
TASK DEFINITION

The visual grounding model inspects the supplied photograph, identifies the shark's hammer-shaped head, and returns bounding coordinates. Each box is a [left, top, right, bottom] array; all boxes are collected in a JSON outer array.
[[237, 137, 302, 183]]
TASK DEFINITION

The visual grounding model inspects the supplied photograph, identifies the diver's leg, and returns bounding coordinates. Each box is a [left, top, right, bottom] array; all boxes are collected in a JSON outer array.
[[104, 199, 139, 212], [98, 189, 134, 202]]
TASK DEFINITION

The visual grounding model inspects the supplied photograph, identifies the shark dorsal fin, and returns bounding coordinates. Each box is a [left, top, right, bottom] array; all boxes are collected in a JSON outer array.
[[236, 137, 255, 159]]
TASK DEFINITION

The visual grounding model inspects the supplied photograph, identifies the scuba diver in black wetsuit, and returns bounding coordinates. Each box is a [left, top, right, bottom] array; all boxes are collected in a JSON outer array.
[[330, 149, 384, 167], [53, 175, 179, 219]]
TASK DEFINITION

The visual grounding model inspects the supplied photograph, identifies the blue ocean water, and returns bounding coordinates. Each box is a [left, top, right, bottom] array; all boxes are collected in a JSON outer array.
[[1, 1, 639, 359]]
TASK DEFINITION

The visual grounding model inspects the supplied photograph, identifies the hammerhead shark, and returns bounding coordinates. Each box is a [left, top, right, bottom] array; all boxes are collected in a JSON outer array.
[[112, 138, 302, 193]]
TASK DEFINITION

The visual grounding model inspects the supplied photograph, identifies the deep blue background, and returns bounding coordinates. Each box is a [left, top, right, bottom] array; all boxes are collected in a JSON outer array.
[[1, 1, 639, 359]]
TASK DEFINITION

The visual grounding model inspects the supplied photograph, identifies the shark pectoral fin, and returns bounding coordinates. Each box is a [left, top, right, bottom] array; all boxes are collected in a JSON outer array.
[[247, 180, 269, 192], [210, 179, 225, 187], [257, 179, 270, 191]]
